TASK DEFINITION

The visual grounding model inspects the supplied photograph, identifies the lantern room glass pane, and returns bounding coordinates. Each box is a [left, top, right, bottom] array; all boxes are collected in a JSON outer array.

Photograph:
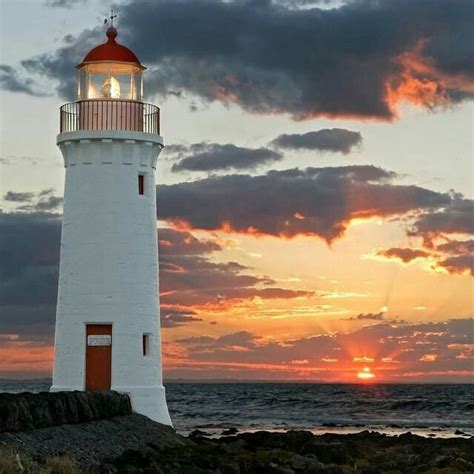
[[78, 63, 143, 101]]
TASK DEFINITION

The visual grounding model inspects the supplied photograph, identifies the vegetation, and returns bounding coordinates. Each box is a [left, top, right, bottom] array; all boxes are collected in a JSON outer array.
[[0, 447, 79, 474]]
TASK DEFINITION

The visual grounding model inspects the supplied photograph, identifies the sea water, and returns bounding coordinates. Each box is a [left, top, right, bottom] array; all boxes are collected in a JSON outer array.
[[2, 381, 473, 437]]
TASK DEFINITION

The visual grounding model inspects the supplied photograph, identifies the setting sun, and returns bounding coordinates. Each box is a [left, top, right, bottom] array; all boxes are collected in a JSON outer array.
[[357, 367, 376, 381]]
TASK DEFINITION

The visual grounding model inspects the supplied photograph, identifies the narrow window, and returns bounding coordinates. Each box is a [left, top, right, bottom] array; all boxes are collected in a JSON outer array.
[[142, 334, 150, 356], [138, 174, 145, 195]]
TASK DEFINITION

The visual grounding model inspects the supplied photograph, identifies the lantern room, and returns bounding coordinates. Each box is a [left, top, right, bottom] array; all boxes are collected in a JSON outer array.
[[76, 26, 145, 101], [59, 23, 160, 135]]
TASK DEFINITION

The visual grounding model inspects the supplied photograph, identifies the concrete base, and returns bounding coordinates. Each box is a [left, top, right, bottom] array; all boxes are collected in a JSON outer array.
[[113, 385, 172, 426], [49, 385, 173, 427], [50, 385, 84, 392], [50, 384, 172, 426]]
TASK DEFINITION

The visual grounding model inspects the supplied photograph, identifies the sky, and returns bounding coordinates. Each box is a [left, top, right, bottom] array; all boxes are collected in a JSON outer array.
[[0, 0, 473, 383]]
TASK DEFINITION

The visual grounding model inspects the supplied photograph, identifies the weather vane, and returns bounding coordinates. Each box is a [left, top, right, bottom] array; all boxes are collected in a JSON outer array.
[[104, 9, 118, 27]]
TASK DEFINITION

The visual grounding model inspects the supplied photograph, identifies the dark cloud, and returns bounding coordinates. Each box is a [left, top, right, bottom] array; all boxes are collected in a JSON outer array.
[[45, 0, 87, 7], [373, 240, 474, 277], [23, 0, 474, 119], [376, 247, 431, 263], [157, 166, 451, 242], [178, 330, 257, 350], [410, 198, 474, 240], [272, 129, 362, 154], [437, 240, 474, 255], [3, 191, 35, 203], [0, 205, 308, 340], [159, 253, 311, 307], [438, 255, 474, 277], [3, 189, 63, 213], [0, 211, 61, 340], [22, 29, 100, 99], [157, 228, 310, 307], [355, 312, 385, 321], [0, 212, 61, 290], [0, 65, 47, 96], [161, 308, 203, 328], [171, 143, 282, 172], [159, 227, 222, 255]]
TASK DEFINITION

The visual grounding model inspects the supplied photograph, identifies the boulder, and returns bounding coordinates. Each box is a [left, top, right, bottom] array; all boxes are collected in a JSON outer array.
[[301, 440, 351, 465], [239, 430, 314, 451], [0, 391, 132, 433]]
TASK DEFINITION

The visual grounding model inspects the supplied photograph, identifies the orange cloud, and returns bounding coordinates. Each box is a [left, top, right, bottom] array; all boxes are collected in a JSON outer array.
[[386, 39, 474, 117], [0, 342, 53, 375]]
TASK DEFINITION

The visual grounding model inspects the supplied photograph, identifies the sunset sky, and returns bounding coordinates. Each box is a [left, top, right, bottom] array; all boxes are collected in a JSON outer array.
[[0, 0, 473, 382]]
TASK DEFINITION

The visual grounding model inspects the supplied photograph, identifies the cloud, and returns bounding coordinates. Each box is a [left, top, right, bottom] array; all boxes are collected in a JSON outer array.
[[3, 189, 63, 213], [410, 198, 474, 240], [158, 228, 277, 307], [45, 0, 87, 6], [0, 65, 47, 96], [161, 308, 203, 328], [436, 239, 474, 255], [157, 165, 451, 242], [169, 318, 474, 381], [0, 206, 309, 343], [438, 255, 474, 277], [355, 312, 385, 321], [3, 191, 35, 203], [376, 247, 431, 264], [22, 0, 474, 119], [178, 330, 257, 350], [0, 211, 61, 342], [159, 253, 312, 307], [170, 143, 282, 172], [159, 227, 222, 255], [271, 129, 362, 154]]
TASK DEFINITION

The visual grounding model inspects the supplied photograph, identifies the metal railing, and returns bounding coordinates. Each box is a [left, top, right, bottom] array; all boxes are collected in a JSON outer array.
[[60, 99, 160, 134]]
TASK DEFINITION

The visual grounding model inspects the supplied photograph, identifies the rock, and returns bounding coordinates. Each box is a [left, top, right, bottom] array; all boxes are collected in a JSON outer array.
[[359, 467, 383, 474], [219, 462, 241, 474], [239, 430, 314, 451], [0, 414, 185, 469], [267, 463, 295, 474], [454, 430, 467, 435], [0, 391, 132, 433], [221, 427, 239, 436], [301, 440, 351, 465], [190, 429, 212, 438], [219, 439, 247, 454], [289, 454, 323, 472], [431, 454, 452, 468], [452, 457, 474, 471]]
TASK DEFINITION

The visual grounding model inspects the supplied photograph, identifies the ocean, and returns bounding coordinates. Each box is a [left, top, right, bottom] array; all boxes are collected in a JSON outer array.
[[2, 381, 473, 438]]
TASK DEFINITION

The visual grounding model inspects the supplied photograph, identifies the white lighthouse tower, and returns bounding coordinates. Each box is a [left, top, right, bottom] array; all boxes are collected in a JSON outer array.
[[51, 22, 171, 426]]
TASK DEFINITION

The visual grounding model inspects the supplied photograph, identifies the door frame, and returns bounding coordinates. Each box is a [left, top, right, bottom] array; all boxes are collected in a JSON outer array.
[[84, 322, 113, 390]]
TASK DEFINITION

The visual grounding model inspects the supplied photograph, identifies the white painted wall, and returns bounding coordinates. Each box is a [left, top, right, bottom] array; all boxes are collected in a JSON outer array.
[[51, 130, 171, 426]]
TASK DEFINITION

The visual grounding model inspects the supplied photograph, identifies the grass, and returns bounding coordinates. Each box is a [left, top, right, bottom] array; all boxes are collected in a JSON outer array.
[[0, 447, 81, 474], [41, 457, 78, 474]]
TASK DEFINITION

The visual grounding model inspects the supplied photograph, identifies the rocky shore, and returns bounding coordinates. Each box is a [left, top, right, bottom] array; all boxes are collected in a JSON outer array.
[[1, 391, 473, 473]]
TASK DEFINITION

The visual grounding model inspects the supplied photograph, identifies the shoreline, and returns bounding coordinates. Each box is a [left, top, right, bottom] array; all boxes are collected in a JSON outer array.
[[2, 382, 474, 440], [178, 425, 474, 440], [2, 419, 473, 473], [1, 391, 473, 472]]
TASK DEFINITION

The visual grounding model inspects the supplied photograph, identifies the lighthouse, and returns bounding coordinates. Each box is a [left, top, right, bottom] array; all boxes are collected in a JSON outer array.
[[51, 22, 171, 426]]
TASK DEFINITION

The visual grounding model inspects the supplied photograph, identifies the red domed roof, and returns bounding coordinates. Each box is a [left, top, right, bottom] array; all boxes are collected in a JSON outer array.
[[77, 27, 144, 69]]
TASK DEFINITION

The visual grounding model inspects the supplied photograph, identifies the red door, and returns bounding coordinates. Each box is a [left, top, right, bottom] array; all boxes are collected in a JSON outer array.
[[85, 324, 112, 391]]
